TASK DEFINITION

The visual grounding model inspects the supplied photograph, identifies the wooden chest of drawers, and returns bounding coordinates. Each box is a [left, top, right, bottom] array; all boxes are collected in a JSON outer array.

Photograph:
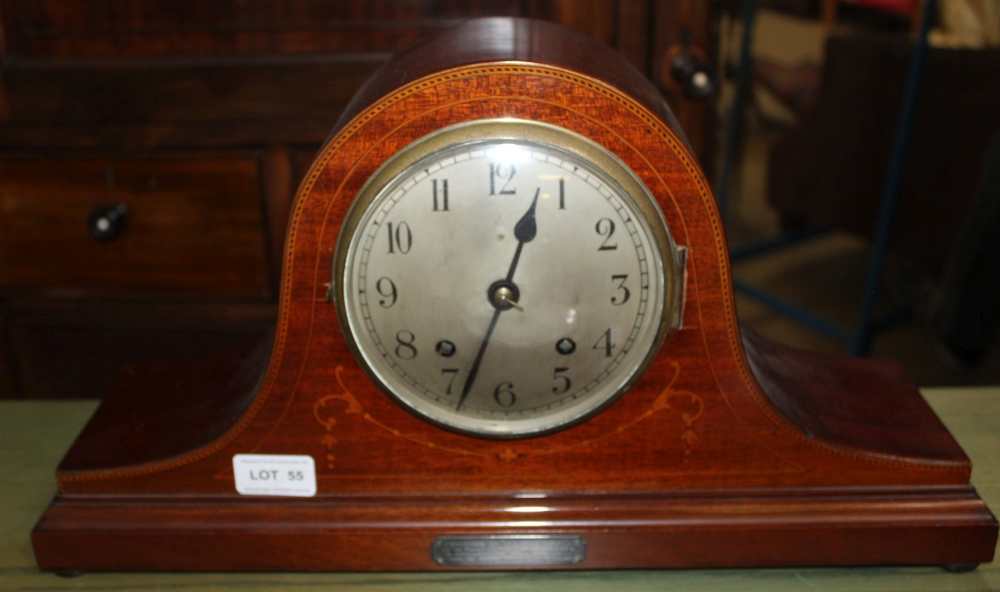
[[0, 153, 283, 397], [0, 155, 270, 297], [0, 0, 716, 398]]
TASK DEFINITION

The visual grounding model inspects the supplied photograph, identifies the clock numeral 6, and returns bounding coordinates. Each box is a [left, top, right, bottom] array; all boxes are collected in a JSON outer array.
[[595, 217, 617, 251], [493, 381, 517, 407], [552, 367, 572, 394], [386, 221, 413, 254], [394, 330, 418, 359]]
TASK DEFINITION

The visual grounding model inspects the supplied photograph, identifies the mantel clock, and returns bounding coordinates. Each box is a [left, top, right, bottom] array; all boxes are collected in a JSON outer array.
[[33, 18, 996, 572]]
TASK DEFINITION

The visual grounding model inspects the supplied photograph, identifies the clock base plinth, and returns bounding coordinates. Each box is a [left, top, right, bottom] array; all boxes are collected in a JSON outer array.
[[33, 488, 996, 571]]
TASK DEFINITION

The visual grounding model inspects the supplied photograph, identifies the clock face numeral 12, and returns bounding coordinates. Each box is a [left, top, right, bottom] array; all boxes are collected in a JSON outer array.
[[338, 121, 678, 437]]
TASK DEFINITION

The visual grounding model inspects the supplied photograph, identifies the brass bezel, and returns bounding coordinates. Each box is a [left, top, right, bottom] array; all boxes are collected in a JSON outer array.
[[332, 118, 685, 438]]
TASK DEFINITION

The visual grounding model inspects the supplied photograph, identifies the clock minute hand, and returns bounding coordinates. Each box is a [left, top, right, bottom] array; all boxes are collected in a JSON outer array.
[[456, 309, 501, 412], [456, 190, 540, 411]]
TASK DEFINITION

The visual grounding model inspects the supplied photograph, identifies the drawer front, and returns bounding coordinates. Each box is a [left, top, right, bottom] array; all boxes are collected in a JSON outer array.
[[0, 155, 270, 297]]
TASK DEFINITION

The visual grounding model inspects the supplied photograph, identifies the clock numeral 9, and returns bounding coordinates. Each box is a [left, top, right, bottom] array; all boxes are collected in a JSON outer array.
[[375, 276, 397, 308], [611, 274, 630, 305], [489, 163, 517, 196], [593, 328, 616, 358], [552, 367, 571, 394], [394, 330, 418, 359], [386, 221, 413, 254], [595, 217, 617, 251], [493, 381, 517, 408]]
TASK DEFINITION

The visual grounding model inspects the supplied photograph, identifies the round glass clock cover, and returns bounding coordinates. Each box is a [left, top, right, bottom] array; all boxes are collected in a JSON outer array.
[[335, 119, 683, 437]]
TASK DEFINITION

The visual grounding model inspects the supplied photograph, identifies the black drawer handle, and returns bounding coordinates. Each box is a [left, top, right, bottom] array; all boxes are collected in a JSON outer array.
[[88, 203, 129, 242], [667, 30, 715, 100]]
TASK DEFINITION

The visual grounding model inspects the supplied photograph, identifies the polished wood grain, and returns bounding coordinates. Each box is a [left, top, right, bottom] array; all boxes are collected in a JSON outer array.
[[743, 327, 968, 461], [0, 155, 269, 297], [0, 60, 377, 149], [34, 488, 997, 571], [330, 17, 687, 152], [31, 17, 997, 572], [5, 300, 273, 398], [0, 1, 711, 402], [262, 145, 296, 290], [53, 334, 268, 465], [0, 1, 610, 60], [8, 392, 1000, 586], [0, 2, 667, 152], [0, 0, 653, 69]]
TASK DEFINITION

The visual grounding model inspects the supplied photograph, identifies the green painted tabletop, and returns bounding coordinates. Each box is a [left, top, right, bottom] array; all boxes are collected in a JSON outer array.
[[2, 389, 998, 591]]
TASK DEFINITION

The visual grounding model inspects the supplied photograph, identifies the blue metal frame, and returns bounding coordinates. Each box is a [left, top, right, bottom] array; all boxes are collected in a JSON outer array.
[[715, 0, 759, 222], [851, 0, 935, 355], [723, 0, 936, 356]]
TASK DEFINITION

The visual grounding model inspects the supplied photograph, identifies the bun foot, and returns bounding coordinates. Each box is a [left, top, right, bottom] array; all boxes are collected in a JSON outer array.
[[942, 563, 978, 573]]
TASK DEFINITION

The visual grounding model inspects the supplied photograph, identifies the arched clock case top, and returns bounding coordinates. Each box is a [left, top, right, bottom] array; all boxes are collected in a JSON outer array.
[[33, 18, 996, 572]]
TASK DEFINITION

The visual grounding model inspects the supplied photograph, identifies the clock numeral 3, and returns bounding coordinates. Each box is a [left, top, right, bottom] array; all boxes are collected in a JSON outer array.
[[493, 381, 517, 407], [386, 221, 413, 254], [394, 330, 418, 359], [595, 217, 617, 251], [611, 274, 630, 305]]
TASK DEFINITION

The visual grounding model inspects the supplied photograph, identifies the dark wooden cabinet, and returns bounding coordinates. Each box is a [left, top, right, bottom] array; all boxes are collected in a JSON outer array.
[[0, 155, 271, 296], [0, 0, 716, 397]]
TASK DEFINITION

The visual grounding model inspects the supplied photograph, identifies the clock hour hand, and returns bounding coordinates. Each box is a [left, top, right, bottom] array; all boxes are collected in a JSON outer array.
[[456, 190, 540, 410], [505, 189, 539, 282]]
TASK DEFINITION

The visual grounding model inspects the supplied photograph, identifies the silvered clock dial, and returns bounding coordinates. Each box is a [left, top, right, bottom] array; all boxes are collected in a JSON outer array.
[[334, 119, 684, 437]]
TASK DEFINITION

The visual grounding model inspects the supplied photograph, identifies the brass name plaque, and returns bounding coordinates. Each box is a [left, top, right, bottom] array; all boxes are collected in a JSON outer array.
[[432, 535, 586, 567]]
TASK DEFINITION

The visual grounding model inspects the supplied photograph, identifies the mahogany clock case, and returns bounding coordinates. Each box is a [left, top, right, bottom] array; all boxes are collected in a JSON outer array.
[[32, 18, 997, 572]]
